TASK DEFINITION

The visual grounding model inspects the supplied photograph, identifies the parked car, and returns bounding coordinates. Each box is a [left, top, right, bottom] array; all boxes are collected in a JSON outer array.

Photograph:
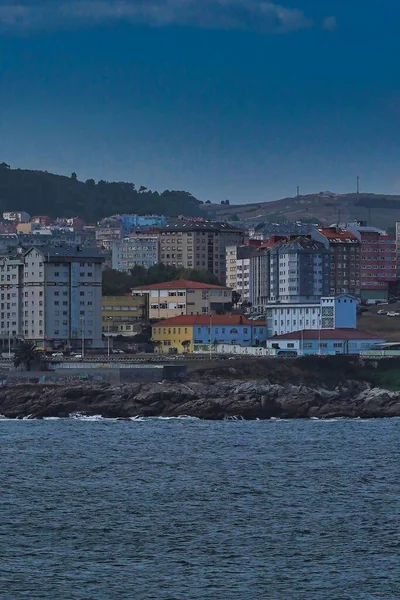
[[71, 353, 83, 358], [111, 349, 125, 354], [386, 311, 400, 317], [377, 310, 387, 315], [51, 352, 64, 357]]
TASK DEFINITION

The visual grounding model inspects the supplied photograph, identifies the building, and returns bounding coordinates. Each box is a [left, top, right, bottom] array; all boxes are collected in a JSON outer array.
[[31, 216, 52, 226], [265, 295, 357, 337], [158, 220, 244, 284], [265, 329, 384, 356], [3, 211, 30, 223], [112, 233, 159, 272], [249, 245, 271, 313], [226, 244, 258, 304], [340, 221, 396, 303], [112, 214, 166, 233], [269, 236, 330, 303], [312, 227, 361, 297], [102, 295, 147, 336], [131, 279, 233, 320], [21, 246, 104, 350], [151, 314, 267, 354], [95, 220, 124, 250], [0, 254, 24, 344]]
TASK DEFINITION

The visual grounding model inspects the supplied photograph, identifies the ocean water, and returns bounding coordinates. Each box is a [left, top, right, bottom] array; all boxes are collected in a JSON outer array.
[[0, 418, 399, 600]]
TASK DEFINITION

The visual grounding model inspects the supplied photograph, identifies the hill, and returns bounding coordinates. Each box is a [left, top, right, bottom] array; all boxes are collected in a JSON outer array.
[[0, 163, 202, 223], [201, 191, 400, 231]]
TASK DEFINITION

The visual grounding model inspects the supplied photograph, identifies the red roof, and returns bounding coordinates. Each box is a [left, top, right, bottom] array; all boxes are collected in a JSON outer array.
[[316, 227, 359, 242], [153, 315, 265, 327], [132, 279, 230, 291], [269, 328, 383, 341]]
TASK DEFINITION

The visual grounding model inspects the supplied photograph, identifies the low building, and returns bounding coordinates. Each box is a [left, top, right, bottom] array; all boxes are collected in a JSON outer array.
[[265, 329, 384, 356], [151, 314, 267, 354], [265, 295, 357, 337], [3, 211, 30, 223], [132, 279, 232, 320], [95, 220, 123, 250], [102, 295, 147, 337]]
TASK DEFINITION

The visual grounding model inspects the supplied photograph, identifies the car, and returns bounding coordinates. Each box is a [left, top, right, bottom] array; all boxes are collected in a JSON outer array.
[[71, 353, 83, 358], [111, 349, 125, 354], [386, 311, 400, 317], [51, 352, 64, 357], [377, 310, 387, 315]]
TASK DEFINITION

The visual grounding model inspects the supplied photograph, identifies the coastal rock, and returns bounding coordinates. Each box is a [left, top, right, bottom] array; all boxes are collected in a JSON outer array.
[[0, 376, 399, 420]]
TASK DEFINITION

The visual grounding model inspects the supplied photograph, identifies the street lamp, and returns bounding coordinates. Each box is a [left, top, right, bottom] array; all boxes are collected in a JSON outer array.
[[107, 316, 112, 358], [209, 314, 213, 360], [80, 316, 85, 359]]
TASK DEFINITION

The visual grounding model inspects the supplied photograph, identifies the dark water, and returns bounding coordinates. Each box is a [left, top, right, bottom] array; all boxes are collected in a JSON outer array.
[[0, 417, 399, 600]]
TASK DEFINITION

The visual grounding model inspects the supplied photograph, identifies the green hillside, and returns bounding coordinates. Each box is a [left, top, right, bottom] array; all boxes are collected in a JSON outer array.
[[0, 163, 202, 223]]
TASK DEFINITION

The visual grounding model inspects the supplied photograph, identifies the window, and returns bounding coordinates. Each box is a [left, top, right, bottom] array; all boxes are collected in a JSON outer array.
[[54, 330, 59, 335], [80, 292, 85, 297], [55, 292, 60, 296], [54, 301, 59, 306], [54, 272, 59, 277]]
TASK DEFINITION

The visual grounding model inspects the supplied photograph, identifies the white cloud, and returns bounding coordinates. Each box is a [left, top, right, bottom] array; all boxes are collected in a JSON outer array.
[[0, 0, 315, 33]]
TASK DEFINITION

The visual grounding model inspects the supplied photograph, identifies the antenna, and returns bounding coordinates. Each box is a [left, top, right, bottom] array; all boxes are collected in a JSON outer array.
[[296, 186, 300, 197], [356, 175, 360, 195]]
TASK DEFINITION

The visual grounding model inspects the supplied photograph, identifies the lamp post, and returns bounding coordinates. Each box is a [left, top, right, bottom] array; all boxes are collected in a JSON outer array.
[[107, 316, 112, 358], [209, 314, 213, 360], [80, 316, 85, 359]]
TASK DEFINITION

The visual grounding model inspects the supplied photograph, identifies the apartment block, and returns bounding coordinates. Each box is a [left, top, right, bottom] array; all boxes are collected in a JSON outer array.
[[225, 244, 255, 303], [112, 233, 159, 272], [95, 220, 124, 250], [0, 254, 24, 341], [158, 220, 244, 284], [269, 237, 330, 303], [3, 211, 30, 223], [22, 246, 104, 350], [102, 295, 147, 336], [132, 279, 232, 320], [312, 227, 361, 297]]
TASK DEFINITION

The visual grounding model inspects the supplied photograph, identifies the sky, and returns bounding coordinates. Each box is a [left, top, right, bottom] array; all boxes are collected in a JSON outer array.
[[0, 0, 400, 204]]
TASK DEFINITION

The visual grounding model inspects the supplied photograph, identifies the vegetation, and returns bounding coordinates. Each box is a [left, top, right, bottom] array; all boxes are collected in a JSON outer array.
[[102, 264, 221, 295], [13, 342, 40, 371], [0, 163, 203, 223]]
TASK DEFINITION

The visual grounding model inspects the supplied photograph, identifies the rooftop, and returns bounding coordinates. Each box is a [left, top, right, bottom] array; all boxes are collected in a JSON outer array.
[[153, 314, 264, 327], [160, 220, 243, 232], [132, 279, 230, 291], [316, 227, 359, 243], [24, 246, 104, 262], [269, 328, 382, 341]]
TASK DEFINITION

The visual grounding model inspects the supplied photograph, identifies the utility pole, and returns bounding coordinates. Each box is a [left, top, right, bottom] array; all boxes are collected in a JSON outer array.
[[297, 186, 300, 197], [356, 176, 360, 195]]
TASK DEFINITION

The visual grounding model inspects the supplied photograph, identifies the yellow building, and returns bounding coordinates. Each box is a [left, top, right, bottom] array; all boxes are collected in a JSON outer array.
[[102, 295, 147, 337], [132, 279, 232, 321], [151, 316, 194, 354]]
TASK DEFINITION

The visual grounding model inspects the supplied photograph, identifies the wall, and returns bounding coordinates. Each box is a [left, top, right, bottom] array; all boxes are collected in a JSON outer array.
[[333, 296, 357, 328], [151, 324, 193, 354], [102, 295, 146, 335]]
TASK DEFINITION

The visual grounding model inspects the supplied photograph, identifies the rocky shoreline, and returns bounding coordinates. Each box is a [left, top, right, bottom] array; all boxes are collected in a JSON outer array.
[[0, 377, 400, 420]]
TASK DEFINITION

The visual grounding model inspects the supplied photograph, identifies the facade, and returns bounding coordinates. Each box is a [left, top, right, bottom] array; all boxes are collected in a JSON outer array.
[[132, 279, 232, 320], [111, 233, 159, 272], [151, 314, 267, 354], [269, 236, 330, 303], [95, 221, 124, 250], [225, 244, 255, 303], [340, 221, 396, 302], [0, 254, 24, 342], [265, 295, 357, 337], [158, 220, 244, 284], [102, 295, 147, 336], [249, 246, 271, 312], [22, 247, 104, 350], [3, 211, 30, 223], [312, 227, 361, 297], [265, 329, 384, 356]]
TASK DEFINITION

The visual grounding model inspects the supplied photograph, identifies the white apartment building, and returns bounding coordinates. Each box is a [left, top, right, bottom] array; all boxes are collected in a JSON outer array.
[[22, 246, 104, 350], [265, 295, 357, 337], [225, 244, 254, 303], [0, 255, 24, 344], [112, 233, 159, 272], [3, 211, 30, 223]]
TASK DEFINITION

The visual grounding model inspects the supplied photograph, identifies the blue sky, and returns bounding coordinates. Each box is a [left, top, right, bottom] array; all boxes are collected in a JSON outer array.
[[0, 0, 399, 204]]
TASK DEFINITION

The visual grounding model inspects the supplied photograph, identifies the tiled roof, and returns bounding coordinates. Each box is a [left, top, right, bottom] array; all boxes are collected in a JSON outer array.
[[153, 315, 265, 327], [316, 228, 359, 242], [24, 246, 104, 261], [132, 279, 230, 291], [269, 328, 382, 341]]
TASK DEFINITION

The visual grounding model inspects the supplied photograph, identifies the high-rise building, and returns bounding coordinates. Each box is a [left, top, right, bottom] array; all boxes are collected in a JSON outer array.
[[158, 220, 244, 284], [21, 246, 104, 350], [269, 236, 331, 303], [225, 244, 255, 303], [312, 227, 361, 297]]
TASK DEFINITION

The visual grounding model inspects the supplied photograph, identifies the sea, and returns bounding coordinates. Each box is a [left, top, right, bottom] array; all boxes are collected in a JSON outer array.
[[0, 417, 399, 600]]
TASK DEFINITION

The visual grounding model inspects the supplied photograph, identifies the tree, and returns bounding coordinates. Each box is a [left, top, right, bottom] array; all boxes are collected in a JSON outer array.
[[232, 291, 241, 306], [13, 342, 40, 371], [151, 340, 162, 353], [181, 340, 191, 352], [70, 172, 77, 181]]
